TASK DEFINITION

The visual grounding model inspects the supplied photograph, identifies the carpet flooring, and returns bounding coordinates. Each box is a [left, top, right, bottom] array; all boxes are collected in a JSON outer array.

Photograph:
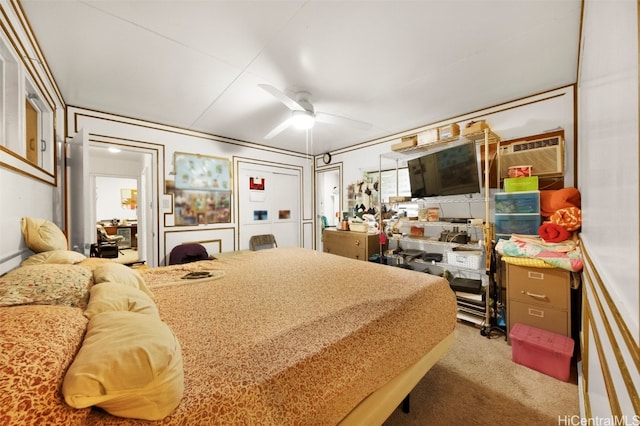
[[383, 321, 580, 425]]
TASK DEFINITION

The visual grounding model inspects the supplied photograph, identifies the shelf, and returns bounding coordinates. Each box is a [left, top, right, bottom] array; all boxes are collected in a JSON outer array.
[[387, 131, 500, 158], [397, 220, 484, 228]]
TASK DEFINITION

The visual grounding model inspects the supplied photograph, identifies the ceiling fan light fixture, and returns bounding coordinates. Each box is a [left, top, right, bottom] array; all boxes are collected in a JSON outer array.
[[291, 110, 315, 130]]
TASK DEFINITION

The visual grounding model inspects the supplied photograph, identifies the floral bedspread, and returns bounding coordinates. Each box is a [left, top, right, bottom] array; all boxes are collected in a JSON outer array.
[[495, 234, 583, 272]]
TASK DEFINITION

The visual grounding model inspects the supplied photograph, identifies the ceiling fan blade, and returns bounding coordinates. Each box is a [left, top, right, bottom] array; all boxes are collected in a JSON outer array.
[[259, 84, 305, 111], [264, 118, 293, 140], [315, 112, 372, 130]]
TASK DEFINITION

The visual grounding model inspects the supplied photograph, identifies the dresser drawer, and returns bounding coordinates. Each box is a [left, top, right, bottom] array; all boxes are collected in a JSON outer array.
[[322, 230, 377, 261], [507, 265, 569, 310], [509, 300, 569, 336]]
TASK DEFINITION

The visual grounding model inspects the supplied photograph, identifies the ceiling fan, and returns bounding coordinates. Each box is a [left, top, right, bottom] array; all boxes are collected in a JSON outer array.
[[259, 84, 372, 139]]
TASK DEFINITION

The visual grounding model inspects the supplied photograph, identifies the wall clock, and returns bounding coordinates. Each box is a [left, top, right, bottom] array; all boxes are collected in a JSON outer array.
[[322, 153, 332, 164]]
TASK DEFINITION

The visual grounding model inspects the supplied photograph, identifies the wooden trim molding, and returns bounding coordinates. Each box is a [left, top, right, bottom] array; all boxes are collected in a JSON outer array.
[[580, 242, 640, 419]]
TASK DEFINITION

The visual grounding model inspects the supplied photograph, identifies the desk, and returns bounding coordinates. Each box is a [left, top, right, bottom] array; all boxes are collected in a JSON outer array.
[[103, 225, 137, 249]]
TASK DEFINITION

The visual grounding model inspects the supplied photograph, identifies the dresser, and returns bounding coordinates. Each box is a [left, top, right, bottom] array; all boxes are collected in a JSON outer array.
[[322, 229, 380, 261], [506, 263, 571, 340]]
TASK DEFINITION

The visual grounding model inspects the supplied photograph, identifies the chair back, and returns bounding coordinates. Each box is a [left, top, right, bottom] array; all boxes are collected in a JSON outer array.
[[169, 243, 209, 265], [249, 234, 277, 251]]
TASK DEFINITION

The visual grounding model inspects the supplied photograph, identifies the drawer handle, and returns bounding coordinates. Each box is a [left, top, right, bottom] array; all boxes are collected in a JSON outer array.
[[527, 308, 545, 318], [527, 271, 544, 280], [522, 291, 548, 300], [354, 240, 360, 246]]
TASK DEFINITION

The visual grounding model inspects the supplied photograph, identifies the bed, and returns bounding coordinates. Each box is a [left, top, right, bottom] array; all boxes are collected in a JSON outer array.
[[1, 219, 457, 425]]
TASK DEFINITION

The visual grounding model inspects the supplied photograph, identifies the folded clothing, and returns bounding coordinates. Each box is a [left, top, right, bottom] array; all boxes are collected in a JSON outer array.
[[550, 207, 582, 231], [539, 222, 571, 243], [540, 187, 581, 218]]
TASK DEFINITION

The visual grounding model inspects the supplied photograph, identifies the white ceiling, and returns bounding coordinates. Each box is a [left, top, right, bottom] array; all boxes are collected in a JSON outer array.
[[20, 0, 582, 155]]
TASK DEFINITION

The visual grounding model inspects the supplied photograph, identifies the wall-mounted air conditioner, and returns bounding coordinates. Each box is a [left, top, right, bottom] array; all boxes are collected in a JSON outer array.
[[498, 136, 564, 179]]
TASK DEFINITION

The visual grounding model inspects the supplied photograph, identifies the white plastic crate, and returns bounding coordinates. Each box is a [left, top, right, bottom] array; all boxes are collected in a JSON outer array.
[[445, 250, 485, 269]]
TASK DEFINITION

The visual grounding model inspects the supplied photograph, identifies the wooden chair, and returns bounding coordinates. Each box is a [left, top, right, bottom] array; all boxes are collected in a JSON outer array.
[[249, 234, 277, 251]]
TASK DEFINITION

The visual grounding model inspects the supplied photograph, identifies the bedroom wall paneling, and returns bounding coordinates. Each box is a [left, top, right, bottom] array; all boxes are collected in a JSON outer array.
[[577, 0, 639, 421], [0, 1, 66, 274], [65, 106, 314, 265]]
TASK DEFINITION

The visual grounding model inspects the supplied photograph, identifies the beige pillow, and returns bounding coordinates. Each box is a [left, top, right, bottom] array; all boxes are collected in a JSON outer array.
[[84, 282, 159, 319], [21, 250, 86, 266], [92, 263, 154, 299], [62, 311, 184, 420], [21, 217, 68, 253]]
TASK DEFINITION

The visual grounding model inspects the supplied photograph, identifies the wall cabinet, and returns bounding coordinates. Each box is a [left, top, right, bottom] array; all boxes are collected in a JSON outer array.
[[322, 229, 380, 261], [506, 263, 571, 339]]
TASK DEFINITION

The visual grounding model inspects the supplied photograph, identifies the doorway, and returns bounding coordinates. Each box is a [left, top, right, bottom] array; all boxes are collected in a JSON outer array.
[[315, 167, 341, 251], [88, 145, 156, 266]]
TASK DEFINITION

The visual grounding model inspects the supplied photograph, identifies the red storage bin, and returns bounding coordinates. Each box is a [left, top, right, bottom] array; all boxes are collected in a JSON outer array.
[[509, 323, 574, 382]]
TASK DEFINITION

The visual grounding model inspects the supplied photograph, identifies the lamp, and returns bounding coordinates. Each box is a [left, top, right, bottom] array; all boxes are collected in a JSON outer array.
[[291, 110, 315, 130]]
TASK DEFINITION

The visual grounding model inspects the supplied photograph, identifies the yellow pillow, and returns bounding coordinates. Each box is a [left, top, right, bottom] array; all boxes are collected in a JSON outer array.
[[21, 217, 68, 253], [84, 282, 159, 319], [21, 250, 86, 266], [62, 311, 184, 420], [92, 263, 154, 299]]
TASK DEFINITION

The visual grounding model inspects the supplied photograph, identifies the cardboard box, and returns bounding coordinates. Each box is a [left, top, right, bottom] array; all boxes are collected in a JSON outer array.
[[510, 323, 574, 382], [417, 128, 439, 146], [504, 176, 539, 192], [391, 136, 417, 151], [438, 123, 460, 140], [462, 120, 489, 137]]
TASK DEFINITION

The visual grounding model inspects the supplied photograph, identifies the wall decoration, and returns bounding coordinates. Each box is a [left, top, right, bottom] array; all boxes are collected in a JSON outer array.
[[120, 188, 137, 210], [253, 210, 268, 221], [172, 153, 232, 225], [174, 189, 230, 225], [279, 210, 291, 220], [249, 177, 265, 190]]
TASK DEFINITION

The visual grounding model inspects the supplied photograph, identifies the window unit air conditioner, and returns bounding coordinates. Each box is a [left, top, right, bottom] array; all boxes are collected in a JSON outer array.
[[498, 136, 564, 179]]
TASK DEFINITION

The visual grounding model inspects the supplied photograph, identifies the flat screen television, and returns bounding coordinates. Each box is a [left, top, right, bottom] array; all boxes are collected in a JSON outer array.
[[407, 143, 481, 198]]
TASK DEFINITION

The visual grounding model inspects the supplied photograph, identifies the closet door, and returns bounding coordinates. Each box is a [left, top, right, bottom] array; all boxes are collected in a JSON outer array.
[[238, 164, 300, 250]]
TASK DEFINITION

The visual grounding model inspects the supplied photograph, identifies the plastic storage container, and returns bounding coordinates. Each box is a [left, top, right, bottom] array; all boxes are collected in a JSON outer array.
[[504, 176, 539, 192], [495, 213, 541, 235], [495, 191, 540, 214], [509, 323, 574, 382]]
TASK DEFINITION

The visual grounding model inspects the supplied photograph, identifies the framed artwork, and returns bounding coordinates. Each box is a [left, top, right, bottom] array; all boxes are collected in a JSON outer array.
[[174, 152, 231, 190], [172, 153, 232, 225], [120, 188, 137, 210]]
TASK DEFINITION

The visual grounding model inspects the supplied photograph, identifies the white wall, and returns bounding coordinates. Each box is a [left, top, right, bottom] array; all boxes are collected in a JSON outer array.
[[0, 4, 66, 274], [577, 0, 639, 421], [95, 176, 138, 222]]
